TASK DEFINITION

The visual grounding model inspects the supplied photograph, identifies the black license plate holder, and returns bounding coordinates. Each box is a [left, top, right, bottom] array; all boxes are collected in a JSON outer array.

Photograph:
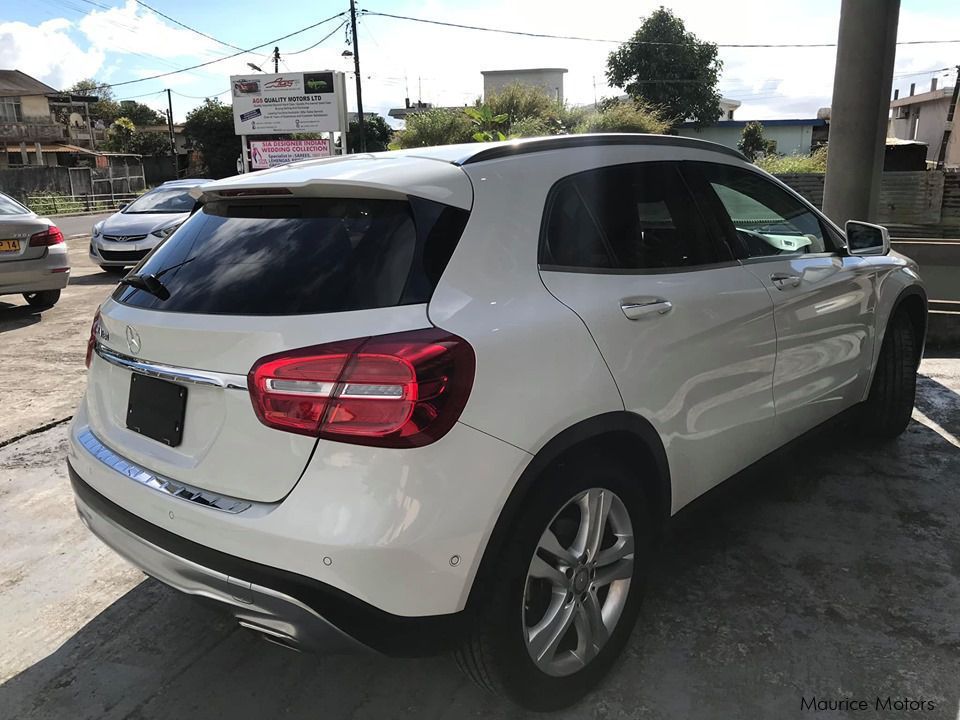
[[126, 374, 187, 447]]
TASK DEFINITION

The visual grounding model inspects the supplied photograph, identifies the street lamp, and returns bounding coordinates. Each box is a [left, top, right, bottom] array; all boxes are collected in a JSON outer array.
[[247, 62, 263, 73]]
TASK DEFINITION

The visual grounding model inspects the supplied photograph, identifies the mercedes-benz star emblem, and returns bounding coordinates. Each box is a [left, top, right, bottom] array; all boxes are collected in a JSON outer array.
[[125, 326, 141, 355]]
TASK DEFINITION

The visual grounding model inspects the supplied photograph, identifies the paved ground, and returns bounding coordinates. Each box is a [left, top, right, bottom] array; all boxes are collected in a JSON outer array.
[[54, 213, 112, 240], [0, 226, 116, 447], [1, 230, 959, 718]]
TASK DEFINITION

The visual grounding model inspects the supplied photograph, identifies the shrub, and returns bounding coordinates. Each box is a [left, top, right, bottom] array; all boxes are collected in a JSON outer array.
[[574, 102, 669, 134], [393, 109, 474, 148], [508, 116, 555, 138], [756, 146, 828, 174]]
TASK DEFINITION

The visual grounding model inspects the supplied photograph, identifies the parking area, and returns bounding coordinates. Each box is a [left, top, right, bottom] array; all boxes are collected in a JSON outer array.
[[1, 232, 959, 719]]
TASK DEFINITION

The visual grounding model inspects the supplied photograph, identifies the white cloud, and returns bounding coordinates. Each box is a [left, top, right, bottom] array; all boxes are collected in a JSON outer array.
[[0, 19, 104, 90]]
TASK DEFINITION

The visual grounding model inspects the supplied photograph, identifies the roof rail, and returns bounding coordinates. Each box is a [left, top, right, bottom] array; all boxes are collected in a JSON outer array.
[[458, 134, 747, 165]]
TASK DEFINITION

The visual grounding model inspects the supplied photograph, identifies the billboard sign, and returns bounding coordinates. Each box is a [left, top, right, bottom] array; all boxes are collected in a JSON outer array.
[[249, 138, 331, 169], [230, 71, 343, 135]]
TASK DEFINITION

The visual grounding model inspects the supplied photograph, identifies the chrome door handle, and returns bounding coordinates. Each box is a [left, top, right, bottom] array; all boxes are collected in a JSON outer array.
[[770, 272, 801, 289], [620, 298, 673, 320]]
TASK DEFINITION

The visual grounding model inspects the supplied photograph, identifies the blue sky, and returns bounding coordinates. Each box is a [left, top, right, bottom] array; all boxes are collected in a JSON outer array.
[[1, 0, 959, 125]]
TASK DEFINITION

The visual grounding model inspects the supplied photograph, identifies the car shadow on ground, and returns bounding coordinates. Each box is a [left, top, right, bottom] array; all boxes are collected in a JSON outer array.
[[0, 302, 42, 333], [2, 392, 959, 719]]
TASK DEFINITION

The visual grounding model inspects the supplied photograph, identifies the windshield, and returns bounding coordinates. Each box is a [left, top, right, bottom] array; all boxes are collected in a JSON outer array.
[[0, 193, 30, 216], [123, 187, 196, 214]]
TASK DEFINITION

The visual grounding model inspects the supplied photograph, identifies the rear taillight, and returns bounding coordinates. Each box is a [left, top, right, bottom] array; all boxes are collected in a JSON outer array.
[[248, 329, 475, 447], [85, 309, 101, 369], [29, 226, 64, 247]]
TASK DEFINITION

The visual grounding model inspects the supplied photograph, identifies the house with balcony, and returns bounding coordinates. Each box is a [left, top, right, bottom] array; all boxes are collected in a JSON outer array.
[[0, 69, 103, 168], [888, 78, 960, 168]]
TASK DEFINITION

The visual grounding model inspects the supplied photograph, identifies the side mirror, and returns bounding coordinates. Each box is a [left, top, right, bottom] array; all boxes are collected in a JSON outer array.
[[845, 220, 890, 256], [118, 202, 129, 211]]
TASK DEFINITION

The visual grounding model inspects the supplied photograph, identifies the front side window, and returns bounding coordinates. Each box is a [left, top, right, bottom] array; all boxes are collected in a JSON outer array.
[[695, 163, 835, 258], [541, 162, 728, 271]]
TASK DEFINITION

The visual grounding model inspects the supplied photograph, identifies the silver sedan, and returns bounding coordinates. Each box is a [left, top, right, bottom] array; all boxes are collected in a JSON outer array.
[[0, 192, 70, 309]]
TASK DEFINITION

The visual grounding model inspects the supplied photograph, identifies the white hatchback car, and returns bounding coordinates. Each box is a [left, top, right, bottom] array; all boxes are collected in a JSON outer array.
[[68, 135, 926, 710]]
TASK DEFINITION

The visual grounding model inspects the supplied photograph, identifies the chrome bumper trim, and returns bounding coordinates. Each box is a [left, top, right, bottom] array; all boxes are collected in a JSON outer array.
[[77, 428, 253, 514], [74, 490, 365, 654], [94, 343, 248, 390]]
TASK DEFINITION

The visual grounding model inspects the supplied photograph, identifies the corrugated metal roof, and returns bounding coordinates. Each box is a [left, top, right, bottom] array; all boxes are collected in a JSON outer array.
[[4, 143, 98, 154], [0, 70, 59, 97]]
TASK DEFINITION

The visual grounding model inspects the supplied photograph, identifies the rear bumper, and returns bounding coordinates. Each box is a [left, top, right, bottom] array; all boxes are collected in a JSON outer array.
[[71, 463, 364, 654], [69, 462, 468, 656], [0, 245, 70, 295]]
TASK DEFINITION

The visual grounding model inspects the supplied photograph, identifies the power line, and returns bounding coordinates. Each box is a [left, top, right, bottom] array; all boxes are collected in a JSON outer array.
[[360, 9, 960, 48], [133, 0, 247, 53], [170, 89, 230, 99], [75, 11, 348, 92], [286, 20, 349, 55]]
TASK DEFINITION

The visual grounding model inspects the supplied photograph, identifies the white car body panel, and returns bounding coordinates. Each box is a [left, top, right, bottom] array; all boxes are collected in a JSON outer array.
[[66, 135, 926, 631]]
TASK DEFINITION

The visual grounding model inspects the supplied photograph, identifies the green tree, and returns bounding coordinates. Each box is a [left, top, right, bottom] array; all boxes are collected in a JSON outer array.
[[184, 99, 237, 178], [346, 114, 393, 153], [65, 78, 121, 124], [575, 101, 669, 134], [393, 109, 474, 149], [129, 130, 172, 157], [738, 121, 778, 162], [103, 117, 135, 152], [119, 100, 167, 126], [606, 7, 722, 127], [464, 105, 508, 142]]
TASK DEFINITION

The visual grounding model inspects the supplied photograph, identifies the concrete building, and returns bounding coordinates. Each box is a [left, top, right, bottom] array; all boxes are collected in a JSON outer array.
[[676, 118, 827, 156], [482, 68, 567, 103], [888, 78, 959, 168], [0, 69, 103, 168]]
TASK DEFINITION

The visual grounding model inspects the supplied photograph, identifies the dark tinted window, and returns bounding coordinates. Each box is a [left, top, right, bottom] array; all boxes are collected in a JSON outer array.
[[541, 162, 727, 270], [695, 163, 837, 257], [124, 188, 198, 214], [113, 197, 468, 316]]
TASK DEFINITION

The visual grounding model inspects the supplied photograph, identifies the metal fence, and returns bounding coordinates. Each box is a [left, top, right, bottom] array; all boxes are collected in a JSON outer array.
[[24, 192, 141, 217]]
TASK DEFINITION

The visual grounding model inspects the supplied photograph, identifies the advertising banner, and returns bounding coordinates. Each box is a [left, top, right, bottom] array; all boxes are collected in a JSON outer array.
[[249, 139, 331, 169], [230, 71, 342, 135]]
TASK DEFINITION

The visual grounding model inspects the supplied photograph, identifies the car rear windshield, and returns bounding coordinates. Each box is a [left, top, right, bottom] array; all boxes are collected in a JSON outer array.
[[124, 188, 197, 214], [0, 193, 29, 215], [112, 196, 469, 316]]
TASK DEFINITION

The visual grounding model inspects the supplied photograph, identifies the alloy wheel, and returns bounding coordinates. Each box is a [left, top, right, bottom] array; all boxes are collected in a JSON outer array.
[[522, 487, 635, 677]]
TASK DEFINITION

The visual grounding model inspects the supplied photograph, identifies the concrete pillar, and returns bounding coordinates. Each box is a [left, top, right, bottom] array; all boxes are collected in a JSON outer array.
[[822, 0, 900, 226]]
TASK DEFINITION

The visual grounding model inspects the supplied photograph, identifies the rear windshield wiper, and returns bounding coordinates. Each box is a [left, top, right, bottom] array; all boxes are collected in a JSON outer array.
[[120, 273, 170, 301], [118, 257, 194, 301]]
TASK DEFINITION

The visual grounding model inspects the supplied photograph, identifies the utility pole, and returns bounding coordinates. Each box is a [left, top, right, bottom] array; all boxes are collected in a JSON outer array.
[[822, 0, 900, 226], [273, 46, 280, 74], [165, 89, 177, 179], [349, 0, 366, 152], [935, 65, 960, 169]]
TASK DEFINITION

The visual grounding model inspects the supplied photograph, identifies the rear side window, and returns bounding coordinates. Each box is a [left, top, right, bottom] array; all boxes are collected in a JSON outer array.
[[540, 162, 729, 271], [113, 196, 468, 316]]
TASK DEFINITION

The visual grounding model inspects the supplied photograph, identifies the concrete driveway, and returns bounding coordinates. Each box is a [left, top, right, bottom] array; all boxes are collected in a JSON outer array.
[[0, 233, 119, 447], [1, 230, 958, 718]]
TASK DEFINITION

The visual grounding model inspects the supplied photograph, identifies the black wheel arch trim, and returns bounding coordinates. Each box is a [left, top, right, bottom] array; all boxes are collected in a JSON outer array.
[[887, 284, 928, 360], [465, 411, 671, 612]]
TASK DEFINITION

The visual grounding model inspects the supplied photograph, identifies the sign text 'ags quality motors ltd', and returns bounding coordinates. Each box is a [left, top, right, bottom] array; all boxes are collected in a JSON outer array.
[[229, 71, 347, 135]]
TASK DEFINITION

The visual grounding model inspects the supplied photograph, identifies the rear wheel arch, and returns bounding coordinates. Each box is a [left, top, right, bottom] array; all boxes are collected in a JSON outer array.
[[466, 412, 671, 612]]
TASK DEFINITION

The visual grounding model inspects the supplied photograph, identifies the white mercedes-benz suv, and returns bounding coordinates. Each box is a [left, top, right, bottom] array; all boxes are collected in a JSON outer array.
[[68, 135, 926, 710]]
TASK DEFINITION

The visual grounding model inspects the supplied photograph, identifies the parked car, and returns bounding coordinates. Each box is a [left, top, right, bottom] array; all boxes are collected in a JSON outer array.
[[89, 178, 211, 272], [67, 135, 926, 710], [0, 191, 69, 309]]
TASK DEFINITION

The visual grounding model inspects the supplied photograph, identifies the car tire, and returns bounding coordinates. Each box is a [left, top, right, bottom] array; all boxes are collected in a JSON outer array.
[[22, 289, 60, 308], [101, 266, 127, 275], [454, 454, 653, 711], [862, 309, 917, 439]]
